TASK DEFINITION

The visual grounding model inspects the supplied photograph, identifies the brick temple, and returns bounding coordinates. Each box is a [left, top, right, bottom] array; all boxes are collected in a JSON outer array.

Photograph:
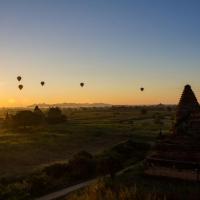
[[144, 85, 200, 181]]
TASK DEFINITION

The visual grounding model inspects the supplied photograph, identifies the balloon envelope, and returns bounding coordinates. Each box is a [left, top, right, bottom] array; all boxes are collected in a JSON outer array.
[[41, 81, 45, 86], [18, 84, 23, 90], [80, 82, 84, 87], [140, 87, 144, 91], [17, 76, 22, 82]]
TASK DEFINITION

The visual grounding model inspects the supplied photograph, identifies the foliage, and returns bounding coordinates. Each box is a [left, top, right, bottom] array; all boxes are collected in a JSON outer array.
[[0, 182, 30, 200], [140, 107, 148, 115], [0, 140, 150, 199], [67, 171, 200, 200], [26, 173, 51, 196], [4, 106, 67, 128], [97, 155, 122, 179], [43, 163, 69, 178], [46, 107, 67, 124], [67, 151, 96, 180], [154, 113, 164, 126], [96, 140, 150, 178], [12, 110, 43, 127], [67, 180, 167, 200], [0, 106, 176, 199]]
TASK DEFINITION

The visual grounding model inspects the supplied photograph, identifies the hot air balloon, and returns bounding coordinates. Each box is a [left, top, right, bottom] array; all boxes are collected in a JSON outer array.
[[80, 82, 85, 87], [18, 84, 23, 90], [41, 81, 45, 86], [17, 76, 22, 82], [140, 87, 144, 92]]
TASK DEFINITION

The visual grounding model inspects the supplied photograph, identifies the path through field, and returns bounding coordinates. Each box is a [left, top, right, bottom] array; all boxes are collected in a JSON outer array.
[[36, 165, 136, 200]]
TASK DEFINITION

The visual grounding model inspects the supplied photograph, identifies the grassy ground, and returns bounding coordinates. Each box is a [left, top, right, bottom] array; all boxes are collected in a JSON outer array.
[[0, 106, 175, 178], [66, 162, 200, 200], [117, 163, 200, 197]]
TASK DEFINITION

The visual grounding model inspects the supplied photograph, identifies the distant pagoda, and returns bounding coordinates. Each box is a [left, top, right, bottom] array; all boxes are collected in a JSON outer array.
[[174, 85, 200, 135], [145, 85, 200, 181], [177, 85, 199, 118]]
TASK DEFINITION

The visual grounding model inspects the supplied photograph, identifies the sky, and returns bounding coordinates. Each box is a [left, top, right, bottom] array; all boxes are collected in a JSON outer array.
[[0, 0, 200, 107]]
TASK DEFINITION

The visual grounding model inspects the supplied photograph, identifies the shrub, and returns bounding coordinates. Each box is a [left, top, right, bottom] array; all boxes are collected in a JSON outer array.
[[46, 107, 66, 124], [97, 155, 122, 179], [0, 182, 30, 200], [12, 110, 43, 127], [67, 180, 167, 200], [68, 151, 96, 180], [43, 163, 69, 178], [141, 107, 148, 115], [26, 173, 51, 197]]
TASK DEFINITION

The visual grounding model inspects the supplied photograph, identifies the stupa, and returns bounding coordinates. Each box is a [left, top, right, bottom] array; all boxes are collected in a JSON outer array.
[[174, 84, 200, 135], [144, 85, 200, 181]]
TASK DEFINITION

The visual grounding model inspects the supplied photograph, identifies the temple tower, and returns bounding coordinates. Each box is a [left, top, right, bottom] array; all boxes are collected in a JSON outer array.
[[176, 85, 199, 121], [145, 84, 200, 181], [174, 85, 200, 134]]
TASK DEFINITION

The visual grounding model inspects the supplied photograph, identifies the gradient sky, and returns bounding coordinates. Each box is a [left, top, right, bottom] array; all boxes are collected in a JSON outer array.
[[0, 0, 200, 107]]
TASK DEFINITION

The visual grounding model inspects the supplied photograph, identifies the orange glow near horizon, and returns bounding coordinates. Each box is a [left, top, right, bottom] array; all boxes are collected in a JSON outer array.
[[0, 85, 188, 107], [0, 68, 199, 107]]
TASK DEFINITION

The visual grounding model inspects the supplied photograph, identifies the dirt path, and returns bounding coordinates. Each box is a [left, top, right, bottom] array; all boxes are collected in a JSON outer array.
[[35, 165, 136, 200], [36, 179, 96, 200]]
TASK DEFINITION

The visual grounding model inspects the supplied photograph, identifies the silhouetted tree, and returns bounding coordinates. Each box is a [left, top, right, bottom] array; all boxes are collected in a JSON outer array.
[[140, 107, 148, 115], [67, 151, 96, 179], [154, 113, 164, 126], [4, 112, 13, 127], [166, 106, 172, 112], [42, 163, 68, 178], [46, 107, 66, 124], [97, 155, 122, 179], [12, 110, 42, 127]]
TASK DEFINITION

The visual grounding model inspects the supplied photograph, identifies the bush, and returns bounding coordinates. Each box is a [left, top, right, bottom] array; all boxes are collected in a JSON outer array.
[[141, 107, 148, 115], [26, 173, 51, 197], [68, 151, 96, 180], [0, 182, 30, 200], [110, 141, 136, 160], [43, 163, 69, 178], [4, 106, 67, 128], [97, 155, 122, 179], [46, 107, 66, 124], [104, 140, 150, 164], [67, 180, 167, 200], [12, 110, 43, 127]]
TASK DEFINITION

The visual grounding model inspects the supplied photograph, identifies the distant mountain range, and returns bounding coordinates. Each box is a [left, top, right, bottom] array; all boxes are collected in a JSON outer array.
[[28, 103, 112, 108]]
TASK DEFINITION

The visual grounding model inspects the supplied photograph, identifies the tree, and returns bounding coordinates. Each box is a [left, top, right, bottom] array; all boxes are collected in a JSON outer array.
[[97, 155, 122, 179], [12, 110, 42, 127], [46, 107, 66, 124], [140, 107, 148, 115], [67, 151, 96, 179]]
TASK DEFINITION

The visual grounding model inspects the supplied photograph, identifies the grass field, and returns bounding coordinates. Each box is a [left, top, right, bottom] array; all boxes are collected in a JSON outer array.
[[66, 162, 200, 200], [0, 105, 175, 178]]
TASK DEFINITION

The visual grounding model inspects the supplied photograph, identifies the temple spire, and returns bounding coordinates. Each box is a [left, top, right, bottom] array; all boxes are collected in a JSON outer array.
[[176, 84, 199, 121]]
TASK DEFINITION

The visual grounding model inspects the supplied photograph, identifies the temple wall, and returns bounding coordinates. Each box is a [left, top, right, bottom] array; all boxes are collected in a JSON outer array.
[[145, 166, 199, 181]]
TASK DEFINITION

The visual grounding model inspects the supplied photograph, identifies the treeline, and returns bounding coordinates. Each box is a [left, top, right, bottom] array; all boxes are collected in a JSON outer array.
[[4, 106, 67, 128], [0, 140, 150, 200]]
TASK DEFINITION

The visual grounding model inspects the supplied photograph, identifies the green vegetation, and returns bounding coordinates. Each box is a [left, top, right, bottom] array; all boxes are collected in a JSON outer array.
[[0, 105, 176, 199], [0, 105, 175, 178], [4, 106, 66, 128], [66, 163, 200, 200], [0, 140, 150, 199]]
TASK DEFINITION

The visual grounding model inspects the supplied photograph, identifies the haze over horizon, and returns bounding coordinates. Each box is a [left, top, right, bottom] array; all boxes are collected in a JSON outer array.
[[0, 0, 200, 107]]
